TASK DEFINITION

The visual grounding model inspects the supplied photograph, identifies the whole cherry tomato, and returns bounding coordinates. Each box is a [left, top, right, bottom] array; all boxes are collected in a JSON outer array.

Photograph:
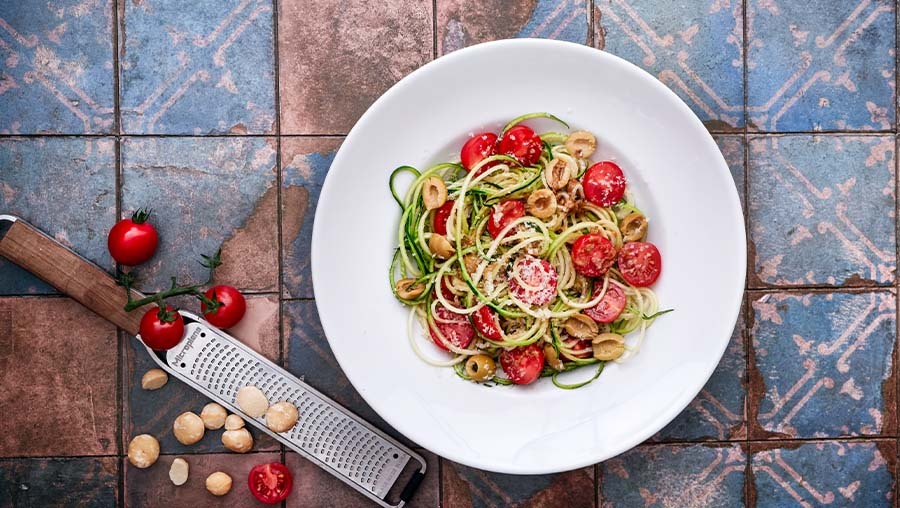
[[461, 133, 499, 175], [201, 285, 247, 329], [107, 208, 158, 266], [497, 125, 542, 166], [139, 306, 184, 350]]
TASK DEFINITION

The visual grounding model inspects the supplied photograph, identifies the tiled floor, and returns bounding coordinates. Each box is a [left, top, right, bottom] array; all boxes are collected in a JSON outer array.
[[1, 0, 899, 507]]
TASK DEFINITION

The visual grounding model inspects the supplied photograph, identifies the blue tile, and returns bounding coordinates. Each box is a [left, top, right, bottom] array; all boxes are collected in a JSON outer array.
[[516, 0, 589, 42], [752, 441, 894, 507], [716, 134, 745, 208], [0, 1, 115, 134], [654, 300, 745, 441], [0, 138, 116, 295], [283, 300, 412, 445], [601, 444, 746, 507], [121, 137, 278, 292], [0, 457, 118, 507], [747, 0, 895, 131], [120, 0, 275, 134], [749, 135, 895, 286], [751, 292, 895, 438], [281, 138, 339, 298], [437, 0, 588, 54], [598, 0, 744, 130]]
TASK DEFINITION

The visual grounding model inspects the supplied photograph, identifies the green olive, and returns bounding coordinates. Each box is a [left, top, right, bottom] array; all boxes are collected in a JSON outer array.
[[621, 212, 648, 243], [465, 354, 496, 382]]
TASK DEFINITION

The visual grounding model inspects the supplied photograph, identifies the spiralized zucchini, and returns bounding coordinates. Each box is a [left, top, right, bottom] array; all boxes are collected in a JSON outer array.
[[389, 113, 667, 389]]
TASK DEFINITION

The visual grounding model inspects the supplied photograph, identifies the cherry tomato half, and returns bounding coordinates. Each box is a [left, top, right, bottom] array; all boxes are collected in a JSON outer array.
[[563, 337, 593, 360], [248, 462, 293, 505], [487, 200, 525, 238], [618, 242, 662, 287], [201, 285, 247, 329], [430, 304, 475, 351], [472, 306, 502, 341], [499, 343, 545, 385], [571, 233, 617, 277], [508, 256, 559, 306], [498, 125, 542, 166], [433, 200, 455, 236], [461, 133, 498, 175], [582, 161, 626, 207], [584, 283, 627, 323], [139, 306, 184, 351], [107, 209, 158, 266]]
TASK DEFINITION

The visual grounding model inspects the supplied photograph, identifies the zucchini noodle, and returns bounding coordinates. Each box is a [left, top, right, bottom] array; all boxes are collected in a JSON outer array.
[[390, 113, 668, 389]]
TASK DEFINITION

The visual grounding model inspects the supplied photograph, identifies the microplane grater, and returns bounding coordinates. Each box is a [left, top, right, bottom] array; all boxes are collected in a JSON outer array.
[[147, 312, 427, 507], [0, 215, 426, 508]]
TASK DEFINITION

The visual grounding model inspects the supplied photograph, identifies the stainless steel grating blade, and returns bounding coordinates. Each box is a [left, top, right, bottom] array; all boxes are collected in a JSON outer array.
[[146, 312, 426, 508]]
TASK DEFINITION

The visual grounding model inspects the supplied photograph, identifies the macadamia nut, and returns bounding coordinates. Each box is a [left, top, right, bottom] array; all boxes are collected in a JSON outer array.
[[221, 428, 253, 453], [141, 369, 168, 390], [224, 414, 245, 430], [206, 471, 232, 496], [235, 386, 269, 417], [265, 402, 299, 432], [127, 434, 160, 468], [200, 403, 227, 430], [173, 412, 205, 445], [168, 457, 189, 486]]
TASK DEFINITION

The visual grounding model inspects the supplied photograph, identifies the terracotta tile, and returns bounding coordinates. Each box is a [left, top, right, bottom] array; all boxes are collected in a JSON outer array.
[[123, 295, 280, 454], [0, 457, 118, 507], [0, 298, 117, 457], [278, 0, 432, 134], [285, 448, 439, 508], [443, 462, 594, 508], [281, 137, 341, 298], [124, 452, 280, 506], [121, 137, 279, 292], [437, 0, 589, 54], [0, 137, 116, 295]]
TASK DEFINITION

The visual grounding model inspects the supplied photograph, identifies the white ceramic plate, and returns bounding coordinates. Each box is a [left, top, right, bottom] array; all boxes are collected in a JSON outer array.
[[311, 39, 745, 474]]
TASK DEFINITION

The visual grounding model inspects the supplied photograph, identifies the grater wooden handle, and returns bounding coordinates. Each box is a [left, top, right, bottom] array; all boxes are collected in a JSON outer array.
[[0, 215, 149, 335]]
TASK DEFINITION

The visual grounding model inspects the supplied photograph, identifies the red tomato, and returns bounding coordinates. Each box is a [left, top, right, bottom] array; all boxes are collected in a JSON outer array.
[[583, 161, 626, 207], [571, 233, 617, 277], [498, 125, 542, 166], [461, 133, 498, 174], [508, 256, 559, 306], [618, 242, 662, 287], [139, 306, 184, 351], [472, 306, 502, 340], [201, 285, 247, 329], [430, 305, 475, 351], [584, 283, 627, 323], [107, 209, 158, 266], [562, 337, 593, 360], [433, 200, 455, 235], [487, 200, 525, 238], [499, 344, 545, 385], [248, 462, 293, 505], [435, 276, 457, 303]]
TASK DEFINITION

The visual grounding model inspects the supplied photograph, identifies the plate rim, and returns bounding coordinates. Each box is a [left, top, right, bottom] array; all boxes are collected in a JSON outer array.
[[311, 38, 747, 474]]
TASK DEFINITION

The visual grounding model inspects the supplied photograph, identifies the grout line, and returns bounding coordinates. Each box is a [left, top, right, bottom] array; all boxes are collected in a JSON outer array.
[[438, 456, 444, 508], [432, 0, 438, 59], [588, 0, 594, 47], [647, 435, 900, 447], [742, 0, 753, 501], [6, 130, 898, 139], [0, 133, 347, 139], [112, 0, 126, 496], [745, 285, 896, 294], [594, 463, 600, 508]]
